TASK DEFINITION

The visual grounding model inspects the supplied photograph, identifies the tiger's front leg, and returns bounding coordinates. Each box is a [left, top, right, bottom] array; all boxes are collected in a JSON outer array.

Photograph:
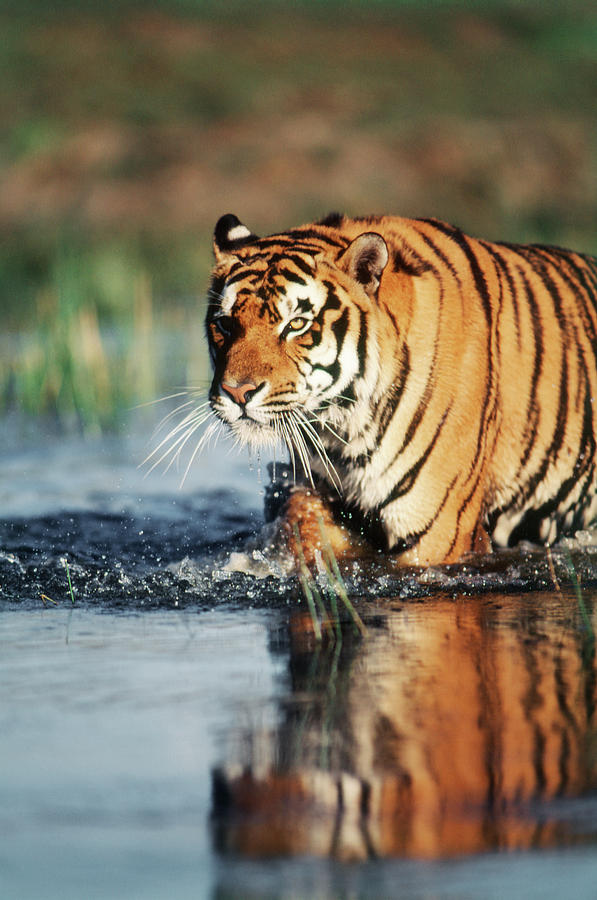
[[265, 471, 373, 570], [282, 487, 374, 569]]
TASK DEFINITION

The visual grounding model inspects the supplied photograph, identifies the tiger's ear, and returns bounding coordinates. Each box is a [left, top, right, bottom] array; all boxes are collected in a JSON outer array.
[[337, 232, 389, 296], [213, 214, 258, 261]]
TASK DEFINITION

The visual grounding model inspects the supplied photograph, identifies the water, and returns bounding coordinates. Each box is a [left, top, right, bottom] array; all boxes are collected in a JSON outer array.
[[1, 423, 597, 899]]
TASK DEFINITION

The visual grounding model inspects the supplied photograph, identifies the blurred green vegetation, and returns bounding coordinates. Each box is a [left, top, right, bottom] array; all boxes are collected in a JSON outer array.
[[1, 0, 596, 428]]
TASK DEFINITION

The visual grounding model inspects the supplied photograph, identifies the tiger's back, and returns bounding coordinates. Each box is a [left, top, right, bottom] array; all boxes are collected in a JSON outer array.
[[206, 213, 597, 566]]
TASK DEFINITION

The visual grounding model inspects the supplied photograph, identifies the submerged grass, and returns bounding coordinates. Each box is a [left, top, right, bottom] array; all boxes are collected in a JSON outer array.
[[293, 520, 367, 642], [548, 545, 595, 663], [562, 547, 595, 653], [39, 558, 76, 606], [317, 515, 367, 638], [64, 558, 75, 605], [293, 523, 324, 642]]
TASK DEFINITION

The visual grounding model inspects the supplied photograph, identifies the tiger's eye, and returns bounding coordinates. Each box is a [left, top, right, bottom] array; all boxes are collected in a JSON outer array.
[[215, 315, 233, 337], [282, 316, 311, 339], [289, 317, 307, 330]]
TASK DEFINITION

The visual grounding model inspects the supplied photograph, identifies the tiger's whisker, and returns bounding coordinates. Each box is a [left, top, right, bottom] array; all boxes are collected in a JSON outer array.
[[142, 407, 211, 468], [278, 414, 298, 482], [306, 411, 349, 447], [162, 417, 211, 474], [293, 409, 342, 491], [181, 420, 223, 486], [134, 390, 193, 410], [143, 410, 212, 475], [287, 413, 317, 488], [151, 399, 205, 437], [145, 395, 210, 448]]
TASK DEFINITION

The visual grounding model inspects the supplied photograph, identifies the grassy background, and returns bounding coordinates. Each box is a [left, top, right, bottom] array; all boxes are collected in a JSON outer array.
[[1, 0, 596, 429]]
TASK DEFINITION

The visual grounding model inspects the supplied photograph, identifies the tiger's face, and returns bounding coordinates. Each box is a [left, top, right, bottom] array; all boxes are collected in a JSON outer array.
[[206, 214, 388, 454]]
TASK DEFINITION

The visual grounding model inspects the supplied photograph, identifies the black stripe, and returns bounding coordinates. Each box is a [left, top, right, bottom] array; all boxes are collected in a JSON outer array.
[[317, 212, 344, 228], [385, 306, 400, 334], [549, 382, 595, 512], [380, 244, 443, 465], [392, 244, 433, 276], [279, 266, 306, 285], [415, 228, 461, 284], [256, 297, 283, 323], [282, 228, 347, 248], [518, 264, 569, 475], [331, 308, 350, 353], [391, 473, 458, 553], [394, 255, 443, 458], [417, 224, 499, 484], [225, 268, 256, 287], [324, 445, 370, 470], [503, 349, 570, 536], [518, 268, 544, 471], [396, 378, 434, 458], [288, 254, 316, 278], [431, 227, 497, 490], [356, 308, 368, 378], [447, 460, 489, 560], [431, 222, 492, 326], [543, 255, 597, 349], [306, 320, 323, 349], [335, 383, 356, 409], [374, 346, 410, 444], [483, 242, 522, 352], [311, 309, 350, 385], [380, 404, 452, 509], [321, 280, 342, 311], [295, 296, 314, 314]]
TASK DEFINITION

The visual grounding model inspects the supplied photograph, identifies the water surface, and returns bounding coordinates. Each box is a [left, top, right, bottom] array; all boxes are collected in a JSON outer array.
[[2, 425, 597, 899]]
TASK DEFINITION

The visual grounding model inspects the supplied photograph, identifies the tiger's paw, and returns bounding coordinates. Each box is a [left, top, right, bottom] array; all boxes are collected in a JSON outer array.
[[278, 486, 371, 571], [263, 462, 373, 572], [224, 468, 369, 637], [224, 464, 372, 581]]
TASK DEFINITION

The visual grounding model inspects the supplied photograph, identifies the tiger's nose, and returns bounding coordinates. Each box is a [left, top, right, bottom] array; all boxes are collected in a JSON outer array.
[[221, 380, 259, 406]]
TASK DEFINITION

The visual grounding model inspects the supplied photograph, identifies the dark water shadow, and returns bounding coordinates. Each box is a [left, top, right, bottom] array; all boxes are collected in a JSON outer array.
[[3, 497, 597, 612]]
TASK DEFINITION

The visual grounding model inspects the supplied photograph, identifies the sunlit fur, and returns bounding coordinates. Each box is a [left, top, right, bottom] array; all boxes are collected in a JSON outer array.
[[205, 212, 597, 566]]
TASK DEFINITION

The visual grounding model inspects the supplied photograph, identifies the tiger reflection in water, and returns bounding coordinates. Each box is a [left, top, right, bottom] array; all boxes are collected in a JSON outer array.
[[212, 595, 597, 860]]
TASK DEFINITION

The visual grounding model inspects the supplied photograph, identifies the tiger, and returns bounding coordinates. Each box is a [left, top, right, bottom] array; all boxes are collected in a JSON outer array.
[[205, 212, 597, 567]]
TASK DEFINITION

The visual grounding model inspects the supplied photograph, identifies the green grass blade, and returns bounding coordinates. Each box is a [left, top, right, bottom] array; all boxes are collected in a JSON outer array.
[[316, 514, 367, 638], [293, 524, 322, 642]]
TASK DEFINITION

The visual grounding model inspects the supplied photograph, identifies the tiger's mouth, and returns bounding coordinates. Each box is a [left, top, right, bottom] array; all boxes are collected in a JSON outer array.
[[218, 409, 285, 455], [213, 402, 341, 491], [211, 396, 272, 429]]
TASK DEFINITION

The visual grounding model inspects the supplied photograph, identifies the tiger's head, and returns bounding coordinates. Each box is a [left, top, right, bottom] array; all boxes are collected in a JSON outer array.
[[206, 214, 389, 463]]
